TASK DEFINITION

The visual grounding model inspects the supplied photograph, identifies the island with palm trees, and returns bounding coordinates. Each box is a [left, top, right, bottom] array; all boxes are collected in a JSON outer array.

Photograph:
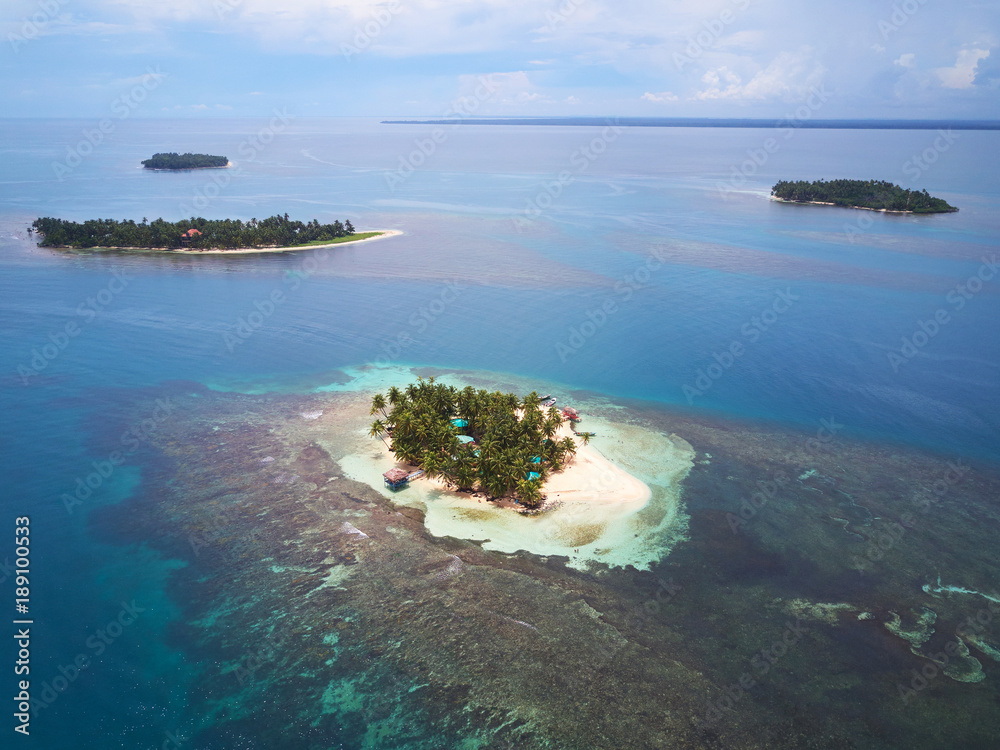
[[369, 378, 598, 510], [30, 214, 402, 253]]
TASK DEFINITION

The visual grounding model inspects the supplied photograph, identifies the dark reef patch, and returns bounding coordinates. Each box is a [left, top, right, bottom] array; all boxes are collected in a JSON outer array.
[[87, 380, 1000, 749]]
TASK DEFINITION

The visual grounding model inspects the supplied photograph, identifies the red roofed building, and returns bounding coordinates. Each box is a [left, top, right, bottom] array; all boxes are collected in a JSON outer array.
[[180, 228, 202, 246]]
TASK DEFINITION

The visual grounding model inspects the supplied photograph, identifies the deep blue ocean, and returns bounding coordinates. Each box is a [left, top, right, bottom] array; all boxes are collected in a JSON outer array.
[[1, 117, 998, 748]]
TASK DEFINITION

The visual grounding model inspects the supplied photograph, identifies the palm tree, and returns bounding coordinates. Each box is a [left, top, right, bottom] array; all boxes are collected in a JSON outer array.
[[422, 451, 442, 479], [369, 420, 390, 450], [541, 415, 560, 442], [559, 436, 577, 461], [517, 478, 543, 509], [370, 393, 388, 419]]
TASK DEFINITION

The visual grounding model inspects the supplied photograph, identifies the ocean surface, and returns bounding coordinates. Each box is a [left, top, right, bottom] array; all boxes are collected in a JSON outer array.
[[1, 117, 999, 749]]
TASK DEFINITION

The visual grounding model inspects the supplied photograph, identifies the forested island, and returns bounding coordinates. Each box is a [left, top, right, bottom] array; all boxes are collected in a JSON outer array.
[[31, 214, 360, 250], [141, 152, 229, 170], [370, 378, 585, 509], [771, 179, 958, 213]]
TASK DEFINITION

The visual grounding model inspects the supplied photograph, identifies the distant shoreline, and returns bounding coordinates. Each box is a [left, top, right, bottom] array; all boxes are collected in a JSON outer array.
[[143, 160, 234, 172], [45, 229, 403, 254], [381, 117, 1000, 131], [770, 196, 958, 214]]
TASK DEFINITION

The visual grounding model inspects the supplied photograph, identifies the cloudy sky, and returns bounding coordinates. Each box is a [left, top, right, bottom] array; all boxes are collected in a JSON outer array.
[[2, 0, 998, 119]]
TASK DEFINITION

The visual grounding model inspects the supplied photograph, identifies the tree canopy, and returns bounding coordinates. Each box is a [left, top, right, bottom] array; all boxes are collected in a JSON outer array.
[[31, 214, 356, 249], [771, 179, 957, 213], [370, 378, 577, 509], [141, 152, 228, 169]]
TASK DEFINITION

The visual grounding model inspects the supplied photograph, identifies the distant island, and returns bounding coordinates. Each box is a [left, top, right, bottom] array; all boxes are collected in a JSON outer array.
[[28, 214, 397, 252], [771, 179, 958, 214], [141, 152, 229, 170]]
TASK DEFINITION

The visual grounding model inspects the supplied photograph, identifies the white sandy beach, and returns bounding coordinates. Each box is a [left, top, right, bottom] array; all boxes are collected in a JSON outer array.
[[176, 229, 403, 254], [53, 229, 403, 255], [335, 397, 694, 570]]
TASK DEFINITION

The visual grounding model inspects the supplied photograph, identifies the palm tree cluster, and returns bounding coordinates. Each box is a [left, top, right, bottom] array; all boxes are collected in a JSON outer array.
[[370, 378, 578, 509], [141, 152, 228, 169], [771, 179, 957, 213], [31, 214, 356, 249]]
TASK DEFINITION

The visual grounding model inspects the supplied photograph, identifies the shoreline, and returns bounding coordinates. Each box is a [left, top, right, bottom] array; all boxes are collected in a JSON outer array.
[[328, 370, 695, 570], [377, 418, 653, 512], [142, 160, 234, 171], [42, 229, 403, 255], [770, 196, 957, 214]]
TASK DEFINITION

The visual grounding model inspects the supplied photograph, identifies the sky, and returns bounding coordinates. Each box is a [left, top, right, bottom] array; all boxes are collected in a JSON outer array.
[[1, 0, 998, 119]]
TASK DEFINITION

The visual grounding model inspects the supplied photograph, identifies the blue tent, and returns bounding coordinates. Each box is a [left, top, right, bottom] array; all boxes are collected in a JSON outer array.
[[451, 418, 469, 428], [457, 435, 475, 445]]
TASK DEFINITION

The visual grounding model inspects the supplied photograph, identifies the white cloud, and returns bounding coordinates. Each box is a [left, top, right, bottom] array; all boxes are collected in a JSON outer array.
[[455, 71, 552, 110], [894, 53, 916, 68], [936, 48, 990, 89], [641, 91, 678, 102], [694, 50, 826, 101]]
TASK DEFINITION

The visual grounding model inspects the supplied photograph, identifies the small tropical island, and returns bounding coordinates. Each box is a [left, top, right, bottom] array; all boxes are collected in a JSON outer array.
[[141, 152, 229, 170], [369, 378, 595, 510], [771, 179, 958, 213], [30, 214, 397, 252]]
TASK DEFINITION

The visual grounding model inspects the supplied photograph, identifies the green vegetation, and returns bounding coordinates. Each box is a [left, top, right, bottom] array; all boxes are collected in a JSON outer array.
[[771, 179, 958, 213], [31, 214, 357, 249], [141, 152, 228, 169], [295, 232, 379, 246], [370, 378, 578, 509]]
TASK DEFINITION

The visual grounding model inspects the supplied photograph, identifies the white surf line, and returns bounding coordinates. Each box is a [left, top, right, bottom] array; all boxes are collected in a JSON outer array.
[[923, 574, 1000, 604]]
